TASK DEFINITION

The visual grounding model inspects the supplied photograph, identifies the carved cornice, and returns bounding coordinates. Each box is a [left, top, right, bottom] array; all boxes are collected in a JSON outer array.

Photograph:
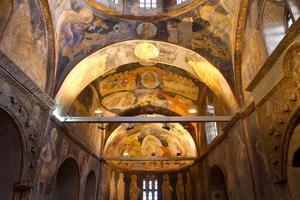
[[0, 51, 54, 109]]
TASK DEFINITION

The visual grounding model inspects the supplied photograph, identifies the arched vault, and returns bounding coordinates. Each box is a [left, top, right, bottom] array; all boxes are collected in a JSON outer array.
[[55, 40, 238, 114]]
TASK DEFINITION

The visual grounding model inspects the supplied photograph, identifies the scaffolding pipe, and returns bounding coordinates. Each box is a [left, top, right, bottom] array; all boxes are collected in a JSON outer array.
[[60, 116, 232, 123]]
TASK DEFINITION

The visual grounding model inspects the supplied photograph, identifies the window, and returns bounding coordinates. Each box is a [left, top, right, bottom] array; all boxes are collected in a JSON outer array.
[[286, 8, 295, 30], [205, 105, 218, 144], [143, 179, 158, 200], [177, 0, 186, 4], [112, 0, 119, 3], [140, 0, 157, 9]]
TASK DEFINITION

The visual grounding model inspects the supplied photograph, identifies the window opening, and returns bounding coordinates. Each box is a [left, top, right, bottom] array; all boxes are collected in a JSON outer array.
[[140, 0, 157, 9]]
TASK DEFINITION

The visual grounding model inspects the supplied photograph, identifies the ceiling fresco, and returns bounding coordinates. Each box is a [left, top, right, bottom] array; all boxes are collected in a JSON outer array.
[[48, 0, 241, 94], [55, 40, 237, 114], [0, 0, 49, 90], [96, 65, 200, 116], [104, 121, 197, 171]]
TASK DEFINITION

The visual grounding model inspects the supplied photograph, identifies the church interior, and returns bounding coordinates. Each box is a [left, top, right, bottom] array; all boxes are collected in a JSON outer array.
[[0, 0, 300, 199]]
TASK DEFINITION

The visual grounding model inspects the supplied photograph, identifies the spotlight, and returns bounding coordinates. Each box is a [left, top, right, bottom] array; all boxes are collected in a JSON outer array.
[[94, 109, 103, 114], [97, 125, 105, 130], [126, 123, 134, 131], [123, 152, 128, 156], [162, 123, 170, 131], [188, 108, 197, 114]]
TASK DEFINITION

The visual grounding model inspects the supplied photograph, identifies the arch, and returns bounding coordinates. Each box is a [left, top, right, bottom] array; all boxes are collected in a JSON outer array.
[[54, 158, 80, 200], [0, 108, 23, 199], [292, 148, 300, 167], [285, 109, 300, 199], [84, 171, 97, 200], [83, 0, 207, 20], [55, 40, 238, 115], [209, 165, 229, 200]]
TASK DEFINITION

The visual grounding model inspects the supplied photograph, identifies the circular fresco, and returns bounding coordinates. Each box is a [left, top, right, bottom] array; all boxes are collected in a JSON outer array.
[[140, 71, 160, 89]]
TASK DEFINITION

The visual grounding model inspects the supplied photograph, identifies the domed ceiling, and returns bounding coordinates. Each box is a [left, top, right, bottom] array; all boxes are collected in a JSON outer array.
[[50, 0, 241, 96], [83, 0, 208, 19], [103, 121, 197, 171]]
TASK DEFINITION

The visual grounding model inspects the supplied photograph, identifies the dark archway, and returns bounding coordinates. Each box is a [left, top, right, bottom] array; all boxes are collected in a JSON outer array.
[[54, 158, 80, 200], [84, 171, 96, 200], [0, 108, 22, 199], [209, 165, 229, 200], [287, 119, 300, 199]]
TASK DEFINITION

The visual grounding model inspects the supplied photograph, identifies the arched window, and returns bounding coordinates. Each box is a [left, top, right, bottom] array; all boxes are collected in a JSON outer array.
[[143, 179, 158, 200], [140, 0, 157, 9], [205, 105, 218, 144], [177, 0, 186, 4], [286, 8, 295, 30], [262, 1, 298, 54]]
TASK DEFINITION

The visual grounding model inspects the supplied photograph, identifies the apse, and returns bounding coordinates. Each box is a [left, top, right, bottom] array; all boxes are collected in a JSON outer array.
[[103, 121, 197, 171]]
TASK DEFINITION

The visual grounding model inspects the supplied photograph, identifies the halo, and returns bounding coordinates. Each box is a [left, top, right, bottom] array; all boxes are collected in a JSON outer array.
[[199, 5, 215, 21]]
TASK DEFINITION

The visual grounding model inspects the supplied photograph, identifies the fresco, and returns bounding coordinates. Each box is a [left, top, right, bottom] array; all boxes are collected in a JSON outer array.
[[68, 85, 103, 152], [34, 122, 100, 199], [104, 122, 197, 171], [240, 0, 268, 103], [108, 170, 193, 200], [98, 65, 200, 116], [48, 0, 240, 93], [55, 40, 237, 114], [0, 0, 13, 37], [0, 0, 48, 90]]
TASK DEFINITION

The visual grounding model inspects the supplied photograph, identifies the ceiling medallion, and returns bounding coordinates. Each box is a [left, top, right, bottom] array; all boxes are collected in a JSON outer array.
[[136, 23, 157, 39], [134, 42, 159, 60]]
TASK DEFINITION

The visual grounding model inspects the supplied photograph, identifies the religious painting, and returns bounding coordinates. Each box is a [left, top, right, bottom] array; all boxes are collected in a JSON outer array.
[[0, 0, 48, 89], [98, 65, 200, 116], [104, 122, 197, 171]]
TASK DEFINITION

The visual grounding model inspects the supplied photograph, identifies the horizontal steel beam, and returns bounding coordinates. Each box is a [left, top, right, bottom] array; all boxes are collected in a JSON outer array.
[[60, 116, 232, 123], [103, 157, 198, 161]]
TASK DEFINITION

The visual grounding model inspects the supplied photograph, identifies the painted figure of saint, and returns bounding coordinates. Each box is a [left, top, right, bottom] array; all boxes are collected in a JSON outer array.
[[291, 47, 300, 88], [162, 174, 173, 200], [129, 175, 140, 200], [176, 173, 185, 200], [117, 173, 125, 200], [38, 128, 58, 196], [109, 171, 116, 200], [185, 173, 193, 200]]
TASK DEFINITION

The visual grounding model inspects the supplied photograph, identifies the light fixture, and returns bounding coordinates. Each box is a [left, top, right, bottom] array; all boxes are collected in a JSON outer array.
[[188, 108, 197, 114], [97, 125, 105, 130], [94, 109, 103, 114], [52, 107, 65, 121], [123, 152, 128, 156], [162, 123, 170, 131], [126, 123, 134, 131]]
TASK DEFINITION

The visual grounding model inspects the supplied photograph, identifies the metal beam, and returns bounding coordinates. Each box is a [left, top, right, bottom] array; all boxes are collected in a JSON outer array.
[[60, 116, 232, 123], [103, 157, 197, 161]]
